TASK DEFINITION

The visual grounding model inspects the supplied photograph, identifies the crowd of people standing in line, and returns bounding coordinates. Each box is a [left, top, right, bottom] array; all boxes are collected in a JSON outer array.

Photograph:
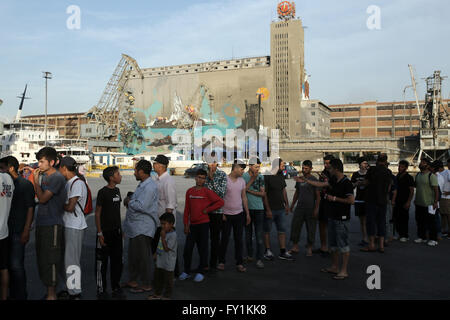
[[0, 147, 449, 300]]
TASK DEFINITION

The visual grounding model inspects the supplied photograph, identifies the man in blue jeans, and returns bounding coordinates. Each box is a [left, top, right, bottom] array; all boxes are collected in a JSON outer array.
[[243, 157, 266, 269], [263, 158, 293, 261], [0, 156, 35, 300]]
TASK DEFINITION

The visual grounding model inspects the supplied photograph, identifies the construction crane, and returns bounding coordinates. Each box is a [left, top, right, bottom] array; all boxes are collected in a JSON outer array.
[[83, 54, 143, 146], [410, 68, 450, 163], [408, 65, 421, 119]]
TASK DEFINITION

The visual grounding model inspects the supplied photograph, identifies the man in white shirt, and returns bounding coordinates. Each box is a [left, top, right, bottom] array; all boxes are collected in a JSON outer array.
[[435, 159, 450, 237], [0, 170, 15, 300], [151, 155, 178, 272], [58, 157, 88, 300]]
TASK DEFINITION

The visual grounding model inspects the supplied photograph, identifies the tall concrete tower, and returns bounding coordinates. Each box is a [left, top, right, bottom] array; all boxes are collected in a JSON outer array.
[[270, 1, 305, 140]]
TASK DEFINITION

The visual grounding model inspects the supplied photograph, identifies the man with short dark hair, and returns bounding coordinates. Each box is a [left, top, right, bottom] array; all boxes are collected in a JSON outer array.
[[393, 160, 415, 242], [0, 156, 34, 300], [351, 157, 369, 246], [289, 160, 320, 257], [297, 158, 354, 279], [438, 159, 450, 238], [263, 158, 293, 261], [314, 154, 335, 255], [217, 160, 250, 272], [180, 169, 224, 282], [414, 158, 439, 246], [243, 157, 266, 268], [431, 160, 445, 240], [204, 152, 227, 271], [95, 166, 125, 300], [361, 153, 392, 253], [0, 158, 15, 300], [122, 160, 159, 293], [57, 157, 88, 300], [33, 147, 67, 300]]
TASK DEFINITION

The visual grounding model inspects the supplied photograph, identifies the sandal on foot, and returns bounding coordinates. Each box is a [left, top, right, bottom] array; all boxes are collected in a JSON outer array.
[[121, 282, 138, 289], [288, 249, 299, 255], [130, 287, 152, 293], [360, 247, 377, 252], [216, 263, 225, 271], [333, 274, 348, 280], [147, 295, 161, 300], [320, 268, 338, 274], [236, 265, 247, 273]]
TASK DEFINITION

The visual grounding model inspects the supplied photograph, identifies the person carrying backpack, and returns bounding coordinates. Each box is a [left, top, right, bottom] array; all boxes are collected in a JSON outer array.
[[414, 158, 440, 247], [57, 156, 89, 299]]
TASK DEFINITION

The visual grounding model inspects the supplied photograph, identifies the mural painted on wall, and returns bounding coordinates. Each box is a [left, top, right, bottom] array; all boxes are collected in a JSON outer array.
[[120, 85, 242, 155]]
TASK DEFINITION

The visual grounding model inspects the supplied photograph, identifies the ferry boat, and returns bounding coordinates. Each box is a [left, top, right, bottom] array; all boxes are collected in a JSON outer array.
[[0, 122, 60, 164], [0, 122, 89, 164]]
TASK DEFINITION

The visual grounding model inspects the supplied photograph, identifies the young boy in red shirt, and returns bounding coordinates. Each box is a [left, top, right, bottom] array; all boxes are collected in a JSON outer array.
[[179, 169, 224, 283]]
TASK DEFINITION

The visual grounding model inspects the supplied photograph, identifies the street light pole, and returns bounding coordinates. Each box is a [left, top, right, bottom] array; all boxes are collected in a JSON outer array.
[[257, 93, 262, 156], [42, 71, 52, 146]]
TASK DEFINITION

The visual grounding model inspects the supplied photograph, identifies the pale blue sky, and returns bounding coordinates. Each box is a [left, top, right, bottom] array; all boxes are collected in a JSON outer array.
[[1, 0, 449, 121]]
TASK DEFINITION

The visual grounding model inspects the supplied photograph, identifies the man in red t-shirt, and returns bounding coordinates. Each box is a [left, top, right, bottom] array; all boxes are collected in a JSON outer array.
[[179, 169, 224, 283]]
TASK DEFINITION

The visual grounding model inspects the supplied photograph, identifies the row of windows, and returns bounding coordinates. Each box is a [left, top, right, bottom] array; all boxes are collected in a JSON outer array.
[[275, 22, 289, 28], [331, 118, 359, 123], [275, 33, 288, 39], [331, 129, 360, 133], [332, 115, 421, 122], [138, 63, 270, 76], [377, 105, 422, 111], [147, 58, 268, 71], [332, 105, 424, 112]]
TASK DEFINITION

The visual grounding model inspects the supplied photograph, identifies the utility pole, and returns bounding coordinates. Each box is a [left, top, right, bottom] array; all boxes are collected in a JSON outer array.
[[42, 71, 52, 146]]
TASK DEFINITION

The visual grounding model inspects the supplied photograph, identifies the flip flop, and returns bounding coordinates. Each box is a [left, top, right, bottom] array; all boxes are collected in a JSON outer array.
[[120, 282, 139, 289], [333, 274, 349, 280], [216, 263, 225, 271], [320, 268, 338, 274], [360, 247, 377, 252], [236, 265, 247, 273], [147, 295, 161, 300], [130, 287, 152, 293]]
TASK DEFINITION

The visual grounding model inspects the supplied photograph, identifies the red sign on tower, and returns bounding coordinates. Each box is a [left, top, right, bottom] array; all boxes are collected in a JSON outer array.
[[277, 1, 296, 20]]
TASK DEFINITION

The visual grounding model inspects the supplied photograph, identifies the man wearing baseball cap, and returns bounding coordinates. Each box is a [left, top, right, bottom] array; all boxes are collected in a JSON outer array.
[[152, 155, 178, 273]]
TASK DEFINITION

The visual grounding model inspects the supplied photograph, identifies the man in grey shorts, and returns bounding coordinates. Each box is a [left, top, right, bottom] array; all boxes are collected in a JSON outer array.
[[297, 159, 354, 280], [33, 147, 67, 300]]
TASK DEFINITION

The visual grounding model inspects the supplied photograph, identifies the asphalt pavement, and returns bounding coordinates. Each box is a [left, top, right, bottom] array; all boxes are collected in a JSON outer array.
[[22, 175, 450, 300]]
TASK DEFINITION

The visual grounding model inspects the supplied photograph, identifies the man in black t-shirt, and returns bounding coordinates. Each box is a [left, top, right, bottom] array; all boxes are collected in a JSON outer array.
[[0, 156, 35, 300], [316, 155, 335, 254], [362, 154, 392, 253], [393, 160, 415, 241], [297, 158, 354, 280], [95, 166, 125, 300], [351, 157, 369, 246], [263, 158, 293, 261]]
